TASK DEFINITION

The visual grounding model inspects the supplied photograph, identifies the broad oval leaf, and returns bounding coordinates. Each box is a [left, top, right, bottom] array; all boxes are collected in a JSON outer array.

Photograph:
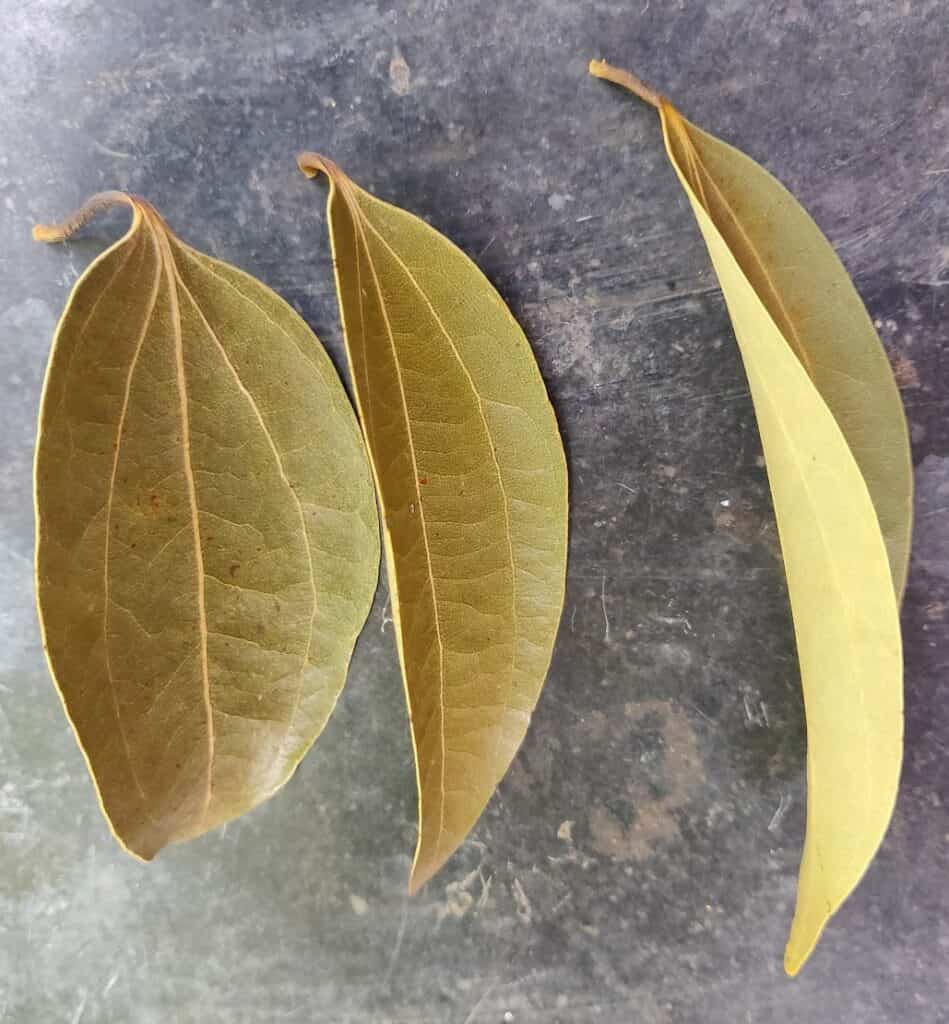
[[590, 62, 910, 974], [298, 155, 569, 893], [33, 192, 379, 858]]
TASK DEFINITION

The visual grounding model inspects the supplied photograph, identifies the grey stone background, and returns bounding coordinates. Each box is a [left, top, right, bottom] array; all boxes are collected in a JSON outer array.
[[2, 1, 947, 1021]]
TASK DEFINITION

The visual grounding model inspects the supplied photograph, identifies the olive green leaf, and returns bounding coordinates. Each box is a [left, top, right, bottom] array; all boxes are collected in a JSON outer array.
[[590, 61, 911, 974], [297, 155, 569, 893], [33, 192, 379, 859]]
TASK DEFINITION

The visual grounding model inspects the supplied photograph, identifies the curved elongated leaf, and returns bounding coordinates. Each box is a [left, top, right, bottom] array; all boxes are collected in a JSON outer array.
[[33, 192, 379, 858], [298, 155, 569, 893], [590, 61, 910, 974]]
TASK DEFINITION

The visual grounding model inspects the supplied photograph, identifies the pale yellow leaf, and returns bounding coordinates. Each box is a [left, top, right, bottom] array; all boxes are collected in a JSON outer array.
[[590, 61, 909, 974]]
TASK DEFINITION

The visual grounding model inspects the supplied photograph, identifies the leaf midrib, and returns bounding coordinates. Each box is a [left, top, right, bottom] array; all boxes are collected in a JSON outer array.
[[102, 219, 162, 836], [356, 208, 520, 782], [170, 243, 321, 793], [340, 179, 451, 860], [147, 210, 215, 828], [666, 110, 816, 379]]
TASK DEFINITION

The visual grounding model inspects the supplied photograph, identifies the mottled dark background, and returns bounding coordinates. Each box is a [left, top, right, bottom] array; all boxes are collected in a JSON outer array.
[[1, 1, 947, 1021]]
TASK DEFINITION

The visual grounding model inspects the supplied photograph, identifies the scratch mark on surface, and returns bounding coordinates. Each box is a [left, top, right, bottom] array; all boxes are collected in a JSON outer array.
[[615, 481, 636, 496], [512, 877, 532, 923], [600, 575, 611, 643], [380, 593, 393, 634], [743, 693, 755, 723], [570, 604, 577, 633], [382, 893, 409, 986], [686, 701, 713, 724], [477, 235, 496, 260], [92, 140, 132, 160], [769, 792, 792, 833], [70, 991, 88, 1024], [476, 869, 492, 911], [462, 979, 499, 1024], [102, 972, 120, 997]]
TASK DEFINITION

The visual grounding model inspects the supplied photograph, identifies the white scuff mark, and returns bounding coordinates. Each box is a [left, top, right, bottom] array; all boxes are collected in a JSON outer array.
[[768, 793, 792, 833], [380, 594, 393, 634], [476, 870, 492, 911], [742, 693, 754, 724], [477, 235, 496, 260], [462, 979, 499, 1024], [615, 481, 636, 496], [92, 140, 132, 160], [575, 214, 593, 223], [547, 193, 572, 211], [349, 893, 369, 915], [382, 894, 408, 986], [65, 252, 80, 283], [102, 972, 120, 997], [652, 614, 693, 634], [557, 820, 574, 842], [569, 605, 577, 633], [742, 691, 770, 728], [70, 991, 88, 1024], [511, 877, 532, 924], [685, 701, 713, 724], [600, 575, 611, 643]]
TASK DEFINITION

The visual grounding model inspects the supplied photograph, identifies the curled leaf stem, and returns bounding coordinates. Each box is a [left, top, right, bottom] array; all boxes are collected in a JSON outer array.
[[33, 191, 134, 244], [588, 59, 663, 109]]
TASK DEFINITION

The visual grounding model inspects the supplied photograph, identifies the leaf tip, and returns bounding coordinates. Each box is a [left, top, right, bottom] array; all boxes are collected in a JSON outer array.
[[407, 858, 435, 897], [784, 943, 807, 978]]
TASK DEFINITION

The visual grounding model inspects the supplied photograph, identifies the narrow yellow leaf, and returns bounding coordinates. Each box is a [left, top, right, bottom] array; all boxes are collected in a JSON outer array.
[[298, 155, 569, 893], [590, 61, 911, 974], [33, 192, 379, 858]]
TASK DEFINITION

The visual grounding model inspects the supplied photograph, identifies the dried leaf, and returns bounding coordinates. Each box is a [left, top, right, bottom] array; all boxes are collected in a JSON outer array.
[[33, 192, 379, 858], [298, 155, 569, 892], [591, 61, 911, 974]]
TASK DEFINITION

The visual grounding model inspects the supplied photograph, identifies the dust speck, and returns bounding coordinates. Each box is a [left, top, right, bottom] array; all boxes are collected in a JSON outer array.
[[547, 192, 571, 211], [349, 893, 369, 915], [389, 50, 412, 96]]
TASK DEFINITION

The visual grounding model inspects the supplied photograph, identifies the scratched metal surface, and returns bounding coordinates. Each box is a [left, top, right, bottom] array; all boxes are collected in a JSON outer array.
[[1, 1, 948, 1021]]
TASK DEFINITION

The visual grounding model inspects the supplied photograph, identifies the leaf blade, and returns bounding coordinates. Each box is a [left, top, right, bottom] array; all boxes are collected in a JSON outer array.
[[656, 104, 905, 973], [34, 194, 379, 857], [662, 110, 913, 595], [589, 62, 909, 973], [301, 157, 569, 892]]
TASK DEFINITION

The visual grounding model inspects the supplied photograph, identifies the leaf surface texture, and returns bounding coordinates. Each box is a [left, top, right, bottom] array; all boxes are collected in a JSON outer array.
[[34, 193, 379, 857], [299, 156, 569, 892]]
